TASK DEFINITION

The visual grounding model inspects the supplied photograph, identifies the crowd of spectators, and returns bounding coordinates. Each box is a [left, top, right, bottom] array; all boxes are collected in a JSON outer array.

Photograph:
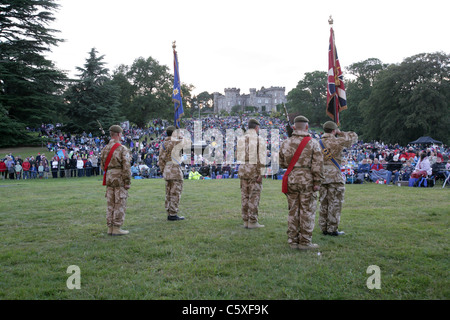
[[1, 116, 449, 187]]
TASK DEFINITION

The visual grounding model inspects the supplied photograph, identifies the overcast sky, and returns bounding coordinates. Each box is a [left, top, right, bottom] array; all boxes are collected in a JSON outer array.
[[47, 0, 450, 96]]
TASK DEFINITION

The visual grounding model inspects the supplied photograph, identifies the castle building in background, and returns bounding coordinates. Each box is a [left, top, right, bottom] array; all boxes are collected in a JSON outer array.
[[213, 87, 286, 113]]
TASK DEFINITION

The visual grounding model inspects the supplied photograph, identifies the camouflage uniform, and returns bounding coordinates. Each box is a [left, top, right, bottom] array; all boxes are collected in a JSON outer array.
[[158, 131, 190, 218], [237, 128, 266, 226], [319, 130, 358, 234], [101, 140, 131, 229], [280, 130, 323, 246]]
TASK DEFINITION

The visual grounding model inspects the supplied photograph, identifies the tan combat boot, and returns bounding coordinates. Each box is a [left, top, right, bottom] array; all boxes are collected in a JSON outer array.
[[248, 221, 265, 229], [111, 226, 129, 236], [298, 243, 319, 250], [243, 221, 248, 228], [107, 227, 113, 235]]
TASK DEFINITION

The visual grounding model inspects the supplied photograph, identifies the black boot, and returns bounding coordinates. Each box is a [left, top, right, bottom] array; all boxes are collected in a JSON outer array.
[[329, 230, 345, 236], [168, 215, 185, 221]]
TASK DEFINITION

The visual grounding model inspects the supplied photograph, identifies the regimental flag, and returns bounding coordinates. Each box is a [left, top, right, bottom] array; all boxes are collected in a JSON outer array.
[[326, 27, 347, 126], [172, 44, 184, 128]]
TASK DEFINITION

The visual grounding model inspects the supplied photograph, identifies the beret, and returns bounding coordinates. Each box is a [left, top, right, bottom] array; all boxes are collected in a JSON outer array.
[[294, 116, 309, 123], [109, 125, 123, 133], [166, 126, 176, 133], [248, 119, 260, 126], [323, 121, 338, 130]]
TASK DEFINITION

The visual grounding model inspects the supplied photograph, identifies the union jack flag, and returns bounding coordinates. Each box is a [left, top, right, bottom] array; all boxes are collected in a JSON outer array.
[[326, 27, 347, 125]]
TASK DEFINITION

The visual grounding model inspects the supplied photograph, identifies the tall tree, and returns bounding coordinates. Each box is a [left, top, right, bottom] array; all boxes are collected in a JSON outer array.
[[0, 0, 67, 144], [63, 48, 122, 133], [361, 52, 450, 145], [286, 71, 328, 126], [340, 58, 388, 133], [112, 56, 193, 127]]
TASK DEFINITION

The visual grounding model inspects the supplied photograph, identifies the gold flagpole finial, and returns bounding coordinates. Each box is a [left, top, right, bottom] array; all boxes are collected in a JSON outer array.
[[328, 15, 333, 25], [172, 41, 176, 50]]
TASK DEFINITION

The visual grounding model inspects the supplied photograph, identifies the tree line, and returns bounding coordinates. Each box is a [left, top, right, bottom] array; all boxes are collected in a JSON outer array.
[[1, 1, 449, 147]]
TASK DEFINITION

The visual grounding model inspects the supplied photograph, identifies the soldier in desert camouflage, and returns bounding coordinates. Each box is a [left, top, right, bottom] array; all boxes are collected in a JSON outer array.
[[101, 125, 131, 236], [318, 121, 358, 236], [279, 116, 323, 250], [158, 126, 191, 221], [237, 119, 267, 229]]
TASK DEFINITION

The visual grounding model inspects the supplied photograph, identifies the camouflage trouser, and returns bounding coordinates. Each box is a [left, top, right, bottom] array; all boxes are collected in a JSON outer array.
[[285, 183, 318, 245], [319, 183, 345, 233], [165, 179, 183, 216], [106, 186, 128, 227], [240, 178, 262, 223]]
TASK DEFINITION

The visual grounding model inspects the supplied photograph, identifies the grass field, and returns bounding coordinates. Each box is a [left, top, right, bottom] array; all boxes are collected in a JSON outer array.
[[0, 146, 49, 160], [0, 176, 448, 300]]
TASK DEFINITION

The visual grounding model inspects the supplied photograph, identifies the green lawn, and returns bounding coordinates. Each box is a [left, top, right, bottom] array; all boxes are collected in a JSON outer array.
[[0, 177, 448, 300], [0, 146, 49, 160]]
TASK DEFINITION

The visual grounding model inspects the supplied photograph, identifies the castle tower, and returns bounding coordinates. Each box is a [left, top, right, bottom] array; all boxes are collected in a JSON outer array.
[[224, 88, 240, 112]]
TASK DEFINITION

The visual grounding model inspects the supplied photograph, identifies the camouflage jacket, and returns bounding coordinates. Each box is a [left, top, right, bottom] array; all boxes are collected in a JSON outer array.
[[279, 130, 324, 187], [320, 131, 358, 184], [237, 129, 266, 180], [100, 140, 131, 187], [158, 134, 191, 180]]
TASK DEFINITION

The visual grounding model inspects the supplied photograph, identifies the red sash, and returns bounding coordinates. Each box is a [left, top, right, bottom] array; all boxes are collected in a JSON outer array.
[[282, 136, 311, 194], [102, 143, 121, 186]]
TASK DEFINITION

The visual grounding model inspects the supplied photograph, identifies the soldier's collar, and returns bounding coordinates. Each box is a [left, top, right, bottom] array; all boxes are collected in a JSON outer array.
[[322, 133, 335, 137], [292, 130, 310, 137]]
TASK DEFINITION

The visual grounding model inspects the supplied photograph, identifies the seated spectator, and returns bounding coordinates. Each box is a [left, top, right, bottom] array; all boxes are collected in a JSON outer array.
[[198, 165, 210, 177], [370, 158, 390, 183], [355, 159, 371, 183], [386, 154, 402, 184], [411, 151, 432, 178], [131, 163, 140, 177], [370, 158, 384, 172], [188, 167, 202, 180], [138, 162, 149, 174], [357, 159, 371, 174], [431, 157, 447, 182], [400, 159, 414, 181]]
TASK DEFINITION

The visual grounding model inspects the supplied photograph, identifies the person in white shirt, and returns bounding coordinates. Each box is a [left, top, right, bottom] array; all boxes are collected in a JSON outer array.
[[76, 156, 84, 177], [412, 151, 432, 177]]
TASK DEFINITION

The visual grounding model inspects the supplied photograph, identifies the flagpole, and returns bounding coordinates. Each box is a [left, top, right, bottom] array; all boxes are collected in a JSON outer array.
[[328, 15, 339, 126]]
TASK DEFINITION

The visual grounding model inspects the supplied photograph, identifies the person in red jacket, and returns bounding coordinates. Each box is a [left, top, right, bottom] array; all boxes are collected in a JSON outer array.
[[22, 159, 31, 179], [0, 159, 6, 180], [406, 147, 416, 160], [370, 158, 384, 171]]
